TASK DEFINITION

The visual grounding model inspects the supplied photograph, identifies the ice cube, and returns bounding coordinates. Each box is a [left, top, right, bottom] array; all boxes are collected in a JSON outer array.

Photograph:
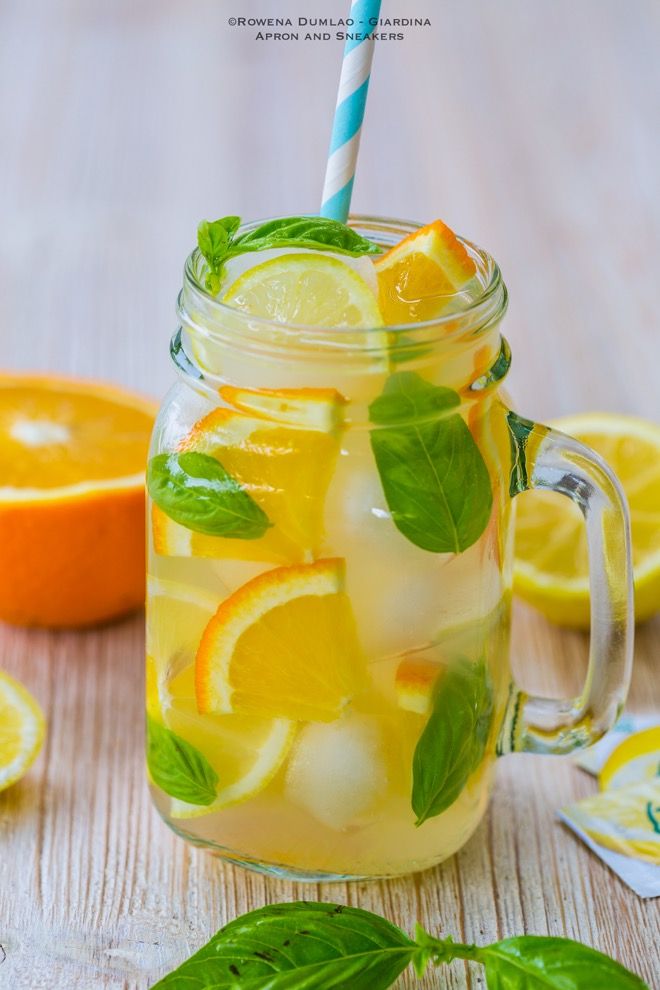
[[284, 714, 388, 830], [324, 436, 503, 658]]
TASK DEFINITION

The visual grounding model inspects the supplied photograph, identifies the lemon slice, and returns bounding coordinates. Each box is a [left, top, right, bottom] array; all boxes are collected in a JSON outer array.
[[514, 413, 660, 627], [162, 665, 294, 819], [223, 253, 384, 329], [564, 780, 660, 864], [195, 558, 365, 722], [599, 726, 660, 791], [146, 577, 295, 817], [0, 670, 45, 791]]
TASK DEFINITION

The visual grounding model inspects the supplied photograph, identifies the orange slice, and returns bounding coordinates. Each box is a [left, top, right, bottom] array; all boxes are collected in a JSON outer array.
[[195, 558, 365, 722], [219, 384, 346, 432], [395, 657, 444, 715], [0, 374, 156, 627], [153, 393, 343, 563], [375, 219, 477, 324]]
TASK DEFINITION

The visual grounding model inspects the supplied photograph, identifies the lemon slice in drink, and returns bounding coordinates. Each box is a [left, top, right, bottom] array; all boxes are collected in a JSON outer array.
[[599, 726, 660, 791], [146, 578, 295, 817], [0, 670, 45, 791], [514, 413, 660, 628], [223, 253, 384, 329]]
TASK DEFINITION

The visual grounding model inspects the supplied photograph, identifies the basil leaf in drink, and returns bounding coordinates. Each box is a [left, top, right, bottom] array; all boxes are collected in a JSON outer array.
[[369, 372, 493, 553], [233, 216, 382, 258], [195, 214, 381, 293], [198, 217, 241, 293], [412, 660, 493, 826], [478, 935, 649, 989], [146, 716, 218, 806], [149, 901, 417, 990], [147, 452, 271, 539]]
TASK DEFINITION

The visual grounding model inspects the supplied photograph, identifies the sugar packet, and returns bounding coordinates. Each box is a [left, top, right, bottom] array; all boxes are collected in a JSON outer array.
[[559, 719, 660, 898]]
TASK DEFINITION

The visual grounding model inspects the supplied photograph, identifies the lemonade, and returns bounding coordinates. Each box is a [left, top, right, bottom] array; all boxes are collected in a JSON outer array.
[[145, 216, 633, 879]]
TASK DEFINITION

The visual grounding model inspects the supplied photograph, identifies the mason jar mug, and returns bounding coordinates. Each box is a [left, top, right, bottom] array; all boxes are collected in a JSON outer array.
[[145, 217, 633, 880]]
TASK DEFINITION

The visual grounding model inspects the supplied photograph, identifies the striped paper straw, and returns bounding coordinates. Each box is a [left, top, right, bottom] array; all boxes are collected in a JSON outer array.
[[320, 0, 382, 222]]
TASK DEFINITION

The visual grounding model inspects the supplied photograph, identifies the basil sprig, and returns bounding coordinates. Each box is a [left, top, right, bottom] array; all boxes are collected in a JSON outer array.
[[369, 372, 493, 554], [147, 452, 271, 540], [412, 659, 493, 825], [146, 716, 218, 806], [150, 901, 648, 989], [197, 215, 381, 293]]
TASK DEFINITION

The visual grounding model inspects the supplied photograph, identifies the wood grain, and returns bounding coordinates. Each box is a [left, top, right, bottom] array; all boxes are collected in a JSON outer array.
[[0, 1, 659, 987]]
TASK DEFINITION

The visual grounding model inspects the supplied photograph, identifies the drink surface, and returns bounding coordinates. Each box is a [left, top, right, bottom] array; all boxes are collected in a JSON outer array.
[[146, 216, 514, 878]]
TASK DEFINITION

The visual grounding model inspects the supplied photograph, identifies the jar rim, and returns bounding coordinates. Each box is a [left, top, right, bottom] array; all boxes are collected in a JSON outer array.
[[182, 214, 508, 342]]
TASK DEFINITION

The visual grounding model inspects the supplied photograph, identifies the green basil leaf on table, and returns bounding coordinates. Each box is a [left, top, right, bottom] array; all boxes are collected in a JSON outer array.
[[147, 451, 271, 540], [149, 901, 417, 990], [478, 935, 650, 990], [149, 901, 649, 990], [146, 716, 218, 806], [412, 659, 494, 826], [369, 371, 493, 553]]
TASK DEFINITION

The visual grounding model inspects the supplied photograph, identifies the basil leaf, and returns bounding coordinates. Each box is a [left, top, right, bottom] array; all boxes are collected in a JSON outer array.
[[369, 372, 493, 553], [146, 716, 218, 805], [233, 216, 381, 258], [150, 902, 417, 990], [480, 936, 649, 989], [147, 452, 271, 539], [198, 217, 241, 293], [412, 660, 493, 826]]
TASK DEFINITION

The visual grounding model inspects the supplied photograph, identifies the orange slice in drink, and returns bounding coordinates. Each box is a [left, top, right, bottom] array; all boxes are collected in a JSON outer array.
[[395, 657, 444, 716], [0, 374, 155, 627], [195, 558, 365, 722], [152, 390, 344, 564], [375, 219, 477, 324]]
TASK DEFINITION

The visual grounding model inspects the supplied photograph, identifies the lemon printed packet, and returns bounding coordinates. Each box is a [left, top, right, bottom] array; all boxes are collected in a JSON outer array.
[[559, 723, 660, 898]]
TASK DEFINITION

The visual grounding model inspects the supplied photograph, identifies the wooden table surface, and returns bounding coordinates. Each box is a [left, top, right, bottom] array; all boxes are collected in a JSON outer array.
[[1, 1, 659, 987]]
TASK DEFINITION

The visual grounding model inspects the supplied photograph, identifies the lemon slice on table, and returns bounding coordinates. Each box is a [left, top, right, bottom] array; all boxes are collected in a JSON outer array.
[[146, 578, 294, 818], [0, 670, 45, 791], [152, 389, 344, 564], [599, 726, 660, 791], [565, 780, 660, 864], [223, 252, 384, 329], [514, 413, 660, 628], [195, 557, 365, 723]]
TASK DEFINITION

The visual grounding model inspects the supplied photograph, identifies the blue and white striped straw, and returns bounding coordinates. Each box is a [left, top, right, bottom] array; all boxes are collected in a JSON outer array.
[[320, 0, 382, 222]]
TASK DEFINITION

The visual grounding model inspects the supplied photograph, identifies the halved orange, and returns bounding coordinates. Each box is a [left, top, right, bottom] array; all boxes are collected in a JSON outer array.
[[0, 373, 156, 627], [153, 392, 344, 563], [375, 219, 477, 324], [195, 558, 365, 722]]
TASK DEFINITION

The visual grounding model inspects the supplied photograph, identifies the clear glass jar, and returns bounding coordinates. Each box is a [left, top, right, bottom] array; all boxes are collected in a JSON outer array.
[[145, 217, 633, 880]]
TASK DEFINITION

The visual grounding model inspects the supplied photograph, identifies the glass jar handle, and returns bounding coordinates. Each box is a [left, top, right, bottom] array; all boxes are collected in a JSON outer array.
[[498, 413, 634, 756]]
